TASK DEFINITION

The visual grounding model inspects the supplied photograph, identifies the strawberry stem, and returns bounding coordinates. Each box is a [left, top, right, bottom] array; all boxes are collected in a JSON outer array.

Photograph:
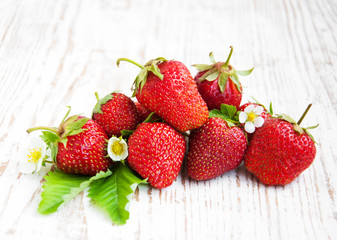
[[297, 103, 312, 125], [95, 92, 100, 102], [116, 58, 144, 69], [224, 46, 233, 68], [26, 126, 60, 136]]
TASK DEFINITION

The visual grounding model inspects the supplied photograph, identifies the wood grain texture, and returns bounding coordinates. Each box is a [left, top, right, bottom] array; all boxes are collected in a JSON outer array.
[[0, 0, 336, 239]]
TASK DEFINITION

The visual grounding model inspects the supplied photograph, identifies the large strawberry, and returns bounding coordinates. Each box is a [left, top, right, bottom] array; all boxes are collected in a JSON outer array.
[[193, 46, 254, 110], [187, 104, 248, 180], [244, 104, 318, 185], [127, 122, 186, 188], [27, 108, 113, 175], [92, 92, 139, 137], [117, 57, 208, 132]]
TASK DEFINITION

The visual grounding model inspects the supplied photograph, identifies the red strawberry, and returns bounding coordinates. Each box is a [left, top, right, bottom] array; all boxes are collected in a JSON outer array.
[[117, 57, 208, 132], [193, 46, 253, 110], [244, 104, 317, 185], [92, 92, 139, 137], [27, 108, 113, 175], [187, 116, 248, 181], [134, 101, 153, 122], [238, 102, 271, 140], [127, 122, 186, 188]]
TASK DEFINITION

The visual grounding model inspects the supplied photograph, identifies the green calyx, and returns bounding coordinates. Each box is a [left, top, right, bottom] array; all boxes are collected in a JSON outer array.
[[209, 103, 240, 127], [116, 57, 167, 97], [192, 46, 254, 93], [26, 106, 89, 163], [92, 92, 114, 115], [277, 104, 319, 142]]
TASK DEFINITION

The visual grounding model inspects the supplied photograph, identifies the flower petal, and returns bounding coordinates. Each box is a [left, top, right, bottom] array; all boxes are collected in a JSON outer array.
[[253, 106, 264, 115], [239, 112, 248, 123], [244, 121, 256, 133], [254, 117, 265, 128], [244, 105, 255, 113], [108, 137, 128, 161]]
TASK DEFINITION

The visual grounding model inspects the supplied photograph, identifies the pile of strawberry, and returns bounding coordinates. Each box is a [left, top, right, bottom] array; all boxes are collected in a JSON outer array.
[[26, 46, 318, 224]]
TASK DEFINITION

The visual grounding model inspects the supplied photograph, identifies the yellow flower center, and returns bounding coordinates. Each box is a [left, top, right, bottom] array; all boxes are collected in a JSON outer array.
[[27, 147, 42, 163], [247, 112, 256, 122], [111, 141, 124, 156]]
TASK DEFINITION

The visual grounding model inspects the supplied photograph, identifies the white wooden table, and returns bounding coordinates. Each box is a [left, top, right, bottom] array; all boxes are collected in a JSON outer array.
[[1, 0, 336, 239]]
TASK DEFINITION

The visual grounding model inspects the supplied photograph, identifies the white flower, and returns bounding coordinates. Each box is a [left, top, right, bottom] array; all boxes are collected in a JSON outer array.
[[20, 136, 47, 174], [239, 105, 265, 133], [108, 137, 128, 161]]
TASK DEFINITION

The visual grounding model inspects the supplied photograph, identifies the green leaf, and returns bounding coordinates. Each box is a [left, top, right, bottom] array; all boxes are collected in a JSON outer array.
[[236, 67, 254, 76], [218, 73, 228, 93], [63, 170, 113, 203], [40, 131, 60, 163], [305, 124, 319, 130], [198, 68, 217, 81], [93, 93, 114, 114], [220, 104, 237, 119], [269, 102, 274, 115], [205, 71, 220, 81], [209, 109, 236, 127], [121, 129, 134, 138], [192, 64, 214, 71], [38, 170, 90, 214], [38, 170, 112, 215], [229, 73, 242, 93], [209, 52, 216, 64], [88, 163, 147, 225], [277, 113, 297, 124]]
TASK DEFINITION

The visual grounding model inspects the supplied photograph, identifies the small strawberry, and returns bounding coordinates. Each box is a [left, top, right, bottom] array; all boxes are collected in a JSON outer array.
[[117, 57, 208, 132], [187, 104, 248, 180], [244, 104, 318, 185], [92, 92, 139, 137], [27, 107, 113, 175], [238, 102, 272, 140], [127, 122, 186, 188], [193, 46, 254, 110], [134, 101, 152, 122]]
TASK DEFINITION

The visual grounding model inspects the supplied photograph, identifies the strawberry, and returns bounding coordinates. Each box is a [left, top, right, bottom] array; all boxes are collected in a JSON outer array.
[[127, 122, 186, 188], [92, 92, 139, 137], [244, 104, 318, 185], [134, 101, 152, 122], [27, 108, 113, 176], [117, 57, 208, 132], [187, 105, 248, 180], [193, 46, 254, 110]]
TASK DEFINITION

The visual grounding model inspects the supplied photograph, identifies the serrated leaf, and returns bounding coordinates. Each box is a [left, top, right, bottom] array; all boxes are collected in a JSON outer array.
[[88, 163, 147, 225], [192, 64, 214, 71], [62, 170, 113, 203], [236, 67, 254, 76], [38, 170, 91, 214], [220, 104, 237, 119], [93, 94, 114, 114], [38, 170, 112, 215]]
